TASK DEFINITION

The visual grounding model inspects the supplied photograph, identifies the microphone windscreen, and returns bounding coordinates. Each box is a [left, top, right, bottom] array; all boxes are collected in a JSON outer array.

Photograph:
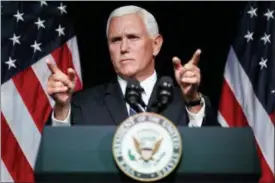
[[157, 76, 174, 106], [158, 76, 174, 88], [125, 78, 141, 105]]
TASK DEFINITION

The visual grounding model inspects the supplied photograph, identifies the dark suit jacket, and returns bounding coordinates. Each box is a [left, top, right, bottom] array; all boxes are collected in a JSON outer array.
[[47, 77, 220, 126]]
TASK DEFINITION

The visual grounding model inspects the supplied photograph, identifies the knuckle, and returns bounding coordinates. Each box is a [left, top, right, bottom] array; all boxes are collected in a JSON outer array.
[[53, 73, 64, 81], [52, 74, 59, 81], [48, 81, 55, 88], [68, 82, 74, 89], [55, 81, 63, 87], [185, 63, 192, 69], [48, 75, 54, 83], [53, 88, 61, 93]]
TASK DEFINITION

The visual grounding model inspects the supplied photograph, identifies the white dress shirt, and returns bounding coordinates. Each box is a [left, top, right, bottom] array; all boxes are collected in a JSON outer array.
[[52, 70, 205, 127]]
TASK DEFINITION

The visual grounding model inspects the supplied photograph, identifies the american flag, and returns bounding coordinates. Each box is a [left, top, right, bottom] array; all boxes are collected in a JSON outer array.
[[218, 2, 274, 183], [1, 1, 83, 182]]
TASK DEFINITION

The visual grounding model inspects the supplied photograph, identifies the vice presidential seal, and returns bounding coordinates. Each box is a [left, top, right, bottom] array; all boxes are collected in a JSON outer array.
[[112, 112, 182, 182]]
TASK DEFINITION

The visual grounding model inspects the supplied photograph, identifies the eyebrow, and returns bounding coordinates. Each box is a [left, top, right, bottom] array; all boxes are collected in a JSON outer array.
[[109, 33, 140, 41], [109, 36, 121, 42]]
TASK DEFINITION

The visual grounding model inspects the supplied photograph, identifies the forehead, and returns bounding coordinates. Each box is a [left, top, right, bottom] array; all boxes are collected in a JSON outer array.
[[108, 13, 147, 37]]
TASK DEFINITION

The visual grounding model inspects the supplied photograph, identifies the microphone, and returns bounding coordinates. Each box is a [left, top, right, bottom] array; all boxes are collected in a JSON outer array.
[[125, 78, 146, 113], [150, 76, 174, 113]]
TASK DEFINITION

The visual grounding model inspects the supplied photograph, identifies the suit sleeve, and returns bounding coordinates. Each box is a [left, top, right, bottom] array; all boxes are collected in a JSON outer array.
[[201, 95, 221, 126], [45, 92, 84, 126]]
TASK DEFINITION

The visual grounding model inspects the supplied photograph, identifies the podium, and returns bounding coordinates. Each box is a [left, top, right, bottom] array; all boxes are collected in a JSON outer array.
[[35, 126, 260, 182]]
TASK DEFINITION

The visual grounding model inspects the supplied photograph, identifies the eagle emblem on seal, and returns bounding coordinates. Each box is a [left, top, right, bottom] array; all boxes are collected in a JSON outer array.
[[132, 137, 163, 162]]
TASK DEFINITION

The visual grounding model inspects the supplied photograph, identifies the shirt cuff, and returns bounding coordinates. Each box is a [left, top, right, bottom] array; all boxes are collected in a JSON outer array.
[[186, 97, 206, 127], [51, 104, 71, 126]]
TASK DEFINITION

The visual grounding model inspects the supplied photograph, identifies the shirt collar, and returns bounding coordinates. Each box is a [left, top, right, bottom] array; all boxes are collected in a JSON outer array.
[[117, 70, 157, 97]]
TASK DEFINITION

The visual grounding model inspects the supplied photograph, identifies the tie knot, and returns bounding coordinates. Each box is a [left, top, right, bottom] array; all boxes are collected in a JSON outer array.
[[139, 86, 145, 94]]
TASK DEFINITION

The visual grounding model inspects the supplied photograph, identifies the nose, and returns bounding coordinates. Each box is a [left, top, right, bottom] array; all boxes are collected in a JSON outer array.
[[120, 38, 129, 54]]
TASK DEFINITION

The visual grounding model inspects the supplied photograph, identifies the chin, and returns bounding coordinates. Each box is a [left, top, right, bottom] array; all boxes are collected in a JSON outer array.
[[119, 69, 137, 78]]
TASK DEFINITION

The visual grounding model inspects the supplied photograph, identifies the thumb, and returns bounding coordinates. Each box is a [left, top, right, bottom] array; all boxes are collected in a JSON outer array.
[[67, 68, 76, 82], [172, 56, 182, 70]]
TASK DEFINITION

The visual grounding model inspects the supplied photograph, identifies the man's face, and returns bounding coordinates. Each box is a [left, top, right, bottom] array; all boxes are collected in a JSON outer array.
[[107, 13, 162, 80]]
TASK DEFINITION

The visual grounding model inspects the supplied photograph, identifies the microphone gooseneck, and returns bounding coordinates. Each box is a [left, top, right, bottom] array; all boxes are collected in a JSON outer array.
[[125, 78, 146, 113]]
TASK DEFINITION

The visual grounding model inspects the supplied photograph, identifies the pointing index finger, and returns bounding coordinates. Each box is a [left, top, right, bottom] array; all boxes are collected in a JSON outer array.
[[46, 59, 60, 74], [189, 49, 201, 66]]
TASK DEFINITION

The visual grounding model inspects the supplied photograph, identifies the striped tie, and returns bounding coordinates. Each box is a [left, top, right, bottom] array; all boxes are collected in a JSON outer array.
[[128, 87, 145, 116], [129, 107, 137, 116]]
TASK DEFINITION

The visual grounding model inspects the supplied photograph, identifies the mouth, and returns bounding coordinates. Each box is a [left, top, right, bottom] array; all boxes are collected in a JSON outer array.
[[120, 59, 134, 63]]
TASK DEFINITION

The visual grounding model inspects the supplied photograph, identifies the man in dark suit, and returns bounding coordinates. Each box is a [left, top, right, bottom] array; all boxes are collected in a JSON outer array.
[[46, 5, 220, 127]]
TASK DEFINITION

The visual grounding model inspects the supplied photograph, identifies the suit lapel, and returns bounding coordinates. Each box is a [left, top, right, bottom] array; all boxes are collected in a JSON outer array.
[[147, 81, 159, 111], [147, 78, 184, 126], [161, 96, 185, 126], [103, 79, 129, 125], [160, 87, 185, 126]]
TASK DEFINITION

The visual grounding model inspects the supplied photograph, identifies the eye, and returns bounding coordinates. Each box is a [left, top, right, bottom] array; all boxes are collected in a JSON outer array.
[[128, 34, 139, 40], [111, 37, 121, 43]]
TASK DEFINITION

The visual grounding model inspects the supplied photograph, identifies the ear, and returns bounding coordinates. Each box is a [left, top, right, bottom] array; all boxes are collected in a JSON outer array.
[[152, 34, 163, 57]]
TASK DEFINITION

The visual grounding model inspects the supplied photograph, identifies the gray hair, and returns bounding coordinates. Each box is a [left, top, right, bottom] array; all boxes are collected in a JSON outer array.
[[106, 5, 159, 38]]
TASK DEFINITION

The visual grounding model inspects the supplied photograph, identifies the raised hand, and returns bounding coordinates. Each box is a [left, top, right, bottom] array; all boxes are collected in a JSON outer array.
[[46, 59, 76, 120], [172, 49, 201, 102]]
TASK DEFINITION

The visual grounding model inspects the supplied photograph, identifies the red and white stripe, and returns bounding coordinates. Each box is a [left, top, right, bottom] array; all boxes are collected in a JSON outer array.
[[218, 47, 274, 182], [1, 159, 14, 182], [1, 36, 83, 182]]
